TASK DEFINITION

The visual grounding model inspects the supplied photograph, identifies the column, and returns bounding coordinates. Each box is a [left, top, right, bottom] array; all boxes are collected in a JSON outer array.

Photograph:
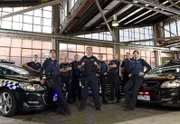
[[52, 5, 60, 60], [113, 27, 120, 60]]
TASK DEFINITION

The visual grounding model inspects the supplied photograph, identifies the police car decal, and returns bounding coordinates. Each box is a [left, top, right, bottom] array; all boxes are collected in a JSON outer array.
[[0, 79, 19, 90]]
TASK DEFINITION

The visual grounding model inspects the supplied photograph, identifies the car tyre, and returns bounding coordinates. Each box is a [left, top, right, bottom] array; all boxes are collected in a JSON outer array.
[[0, 89, 16, 117]]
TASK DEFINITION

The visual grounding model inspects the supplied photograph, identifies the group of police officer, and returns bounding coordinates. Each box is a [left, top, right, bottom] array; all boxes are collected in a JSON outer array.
[[22, 47, 152, 115]]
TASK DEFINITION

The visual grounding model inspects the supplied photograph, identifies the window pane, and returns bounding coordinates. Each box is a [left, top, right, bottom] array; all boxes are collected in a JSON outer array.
[[42, 42, 51, 49], [77, 45, 84, 52], [33, 25, 41, 32], [100, 47, 106, 53], [34, 9, 42, 17], [69, 52, 76, 60], [1, 21, 12, 29], [42, 26, 51, 33], [42, 50, 50, 58], [23, 15, 33, 24], [59, 52, 68, 61], [11, 39, 22, 47], [43, 6, 52, 11], [11, 48, 21, 56], [32, 50, 41, 58], [77, 53, 84, 59], [22, 49, 32, 57], [43, 18, 51, 26], [23, 24, 32, 31], [43, 11, 52, 18], [92, 46, 99, 53], [68, 44, 76, 51], [141, 51, 145, 56], [107, 48, 113, 54], [60, 43, 67, 51], [22, 57, 32, 64], [0, 47, 9, 56], [33, 17, 41, 25], [12, 22, 22, 30], [32, 41, 42, 49], [0, 37, 11, 46], [10, 57, 21, 65], [22, 40, 32, 48], [107, 54, 113, 61]]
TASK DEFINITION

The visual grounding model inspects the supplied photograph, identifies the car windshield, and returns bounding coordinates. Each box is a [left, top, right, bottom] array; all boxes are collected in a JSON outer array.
[[148, 66, 180, 75], [0, 64, 30, 75]]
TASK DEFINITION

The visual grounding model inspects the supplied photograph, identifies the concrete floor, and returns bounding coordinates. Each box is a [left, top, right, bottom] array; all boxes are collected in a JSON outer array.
[[1, 98, 180, 124]]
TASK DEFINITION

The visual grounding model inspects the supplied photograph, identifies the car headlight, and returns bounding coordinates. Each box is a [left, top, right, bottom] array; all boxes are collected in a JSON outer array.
[[161, 80, 180, 88], [19, 83, 46, 91]]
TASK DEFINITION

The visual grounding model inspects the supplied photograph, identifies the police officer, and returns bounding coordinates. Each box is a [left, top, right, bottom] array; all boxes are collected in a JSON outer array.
[[40, 50, 70, 115], [71, 54, 81, 102], [60, 57, 72, 104], [121, 52, 132, 89], [78, 47, 101, 111], [108, 54, 121, 103], [23, 55, 41, 74], [123, 50, 151, 111], [98, 53, 108, 104]]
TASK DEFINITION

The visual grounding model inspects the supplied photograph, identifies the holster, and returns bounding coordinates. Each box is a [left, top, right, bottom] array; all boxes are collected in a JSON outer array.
[[80, 77, 88, 87]]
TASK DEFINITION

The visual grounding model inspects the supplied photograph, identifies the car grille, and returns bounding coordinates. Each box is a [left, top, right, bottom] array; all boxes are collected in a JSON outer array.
[[142, 81, 160, 88]]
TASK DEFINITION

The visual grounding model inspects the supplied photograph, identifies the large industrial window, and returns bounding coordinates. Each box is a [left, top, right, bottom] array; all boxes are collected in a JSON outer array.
[[119, 26, 154, 46], [59, 43, 113, 63], [76, 31, 113, 41], [0, 36, 52, 65], [0, 6, 52, 33], [163, 19, 180, 37]]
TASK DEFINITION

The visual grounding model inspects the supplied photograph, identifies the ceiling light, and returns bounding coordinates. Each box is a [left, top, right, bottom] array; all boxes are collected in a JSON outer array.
[[133, 0, 138, 3], [112, 14, 119, 27]]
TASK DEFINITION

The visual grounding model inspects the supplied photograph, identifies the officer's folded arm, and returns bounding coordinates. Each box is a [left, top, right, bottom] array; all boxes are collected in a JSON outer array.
[[60, 68, 69, 72], [108, 64, 117, 69]]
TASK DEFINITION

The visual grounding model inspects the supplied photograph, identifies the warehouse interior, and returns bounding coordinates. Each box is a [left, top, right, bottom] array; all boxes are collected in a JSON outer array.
[[0, 0, 180, 124]]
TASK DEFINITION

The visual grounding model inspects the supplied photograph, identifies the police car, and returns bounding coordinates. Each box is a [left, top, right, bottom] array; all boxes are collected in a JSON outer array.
[[138, 60, 180, 107], [0, 60, 52, 117]]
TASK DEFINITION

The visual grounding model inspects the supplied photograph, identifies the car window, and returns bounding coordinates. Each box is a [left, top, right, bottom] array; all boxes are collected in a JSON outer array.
[[151, 67, 179, 75], [0, 64, 29, 75]]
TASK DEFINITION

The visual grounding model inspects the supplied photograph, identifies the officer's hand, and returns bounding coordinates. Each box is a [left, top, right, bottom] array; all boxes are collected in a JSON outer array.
[[94, 61, 98, 66], [104, 72, 107, 75], [40, 80, 45, 84], [81, 62, 85, 66], [139, 72, 144, 76], [96, 74, 100, 77], [121, 75, 123, 80], [129, 74, 132, 78]]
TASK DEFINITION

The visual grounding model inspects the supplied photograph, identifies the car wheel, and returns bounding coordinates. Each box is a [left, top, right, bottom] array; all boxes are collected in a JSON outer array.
[[0, 89, 16, 117]]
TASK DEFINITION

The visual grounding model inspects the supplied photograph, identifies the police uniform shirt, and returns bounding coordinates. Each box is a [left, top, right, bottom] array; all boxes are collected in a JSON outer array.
[[71, 61, 81, 77], [98, 60, 107, 75], [60, 63, 72, 78], [40, 58, 60, 79], [108, 60, 120, 74], [131, 58, 152, 75], [80, 55, 99, 76], [27, 61, 41, 71], [121, 59, 133, 74]]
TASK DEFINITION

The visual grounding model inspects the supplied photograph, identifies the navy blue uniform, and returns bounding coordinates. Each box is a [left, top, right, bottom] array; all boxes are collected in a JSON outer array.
[[80, 56, 100, 109], [123, 58, 151, 109], [108, 59, 120, 101], [60, 63, 72, 103], [40, 58, 69, 113], [27, 61, 41, 74], [71, 61, 81, 101], [98, 60, 108, 103], [121, 59, 133, 88]]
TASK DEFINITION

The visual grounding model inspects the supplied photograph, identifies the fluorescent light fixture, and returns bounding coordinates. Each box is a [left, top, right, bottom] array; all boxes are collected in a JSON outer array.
[[112, 14, 119, 27], [118, 7, 144, 23]]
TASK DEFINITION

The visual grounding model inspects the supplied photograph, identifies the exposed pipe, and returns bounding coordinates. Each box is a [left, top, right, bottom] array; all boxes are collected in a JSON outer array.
[[94, 0, 117, 42]]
